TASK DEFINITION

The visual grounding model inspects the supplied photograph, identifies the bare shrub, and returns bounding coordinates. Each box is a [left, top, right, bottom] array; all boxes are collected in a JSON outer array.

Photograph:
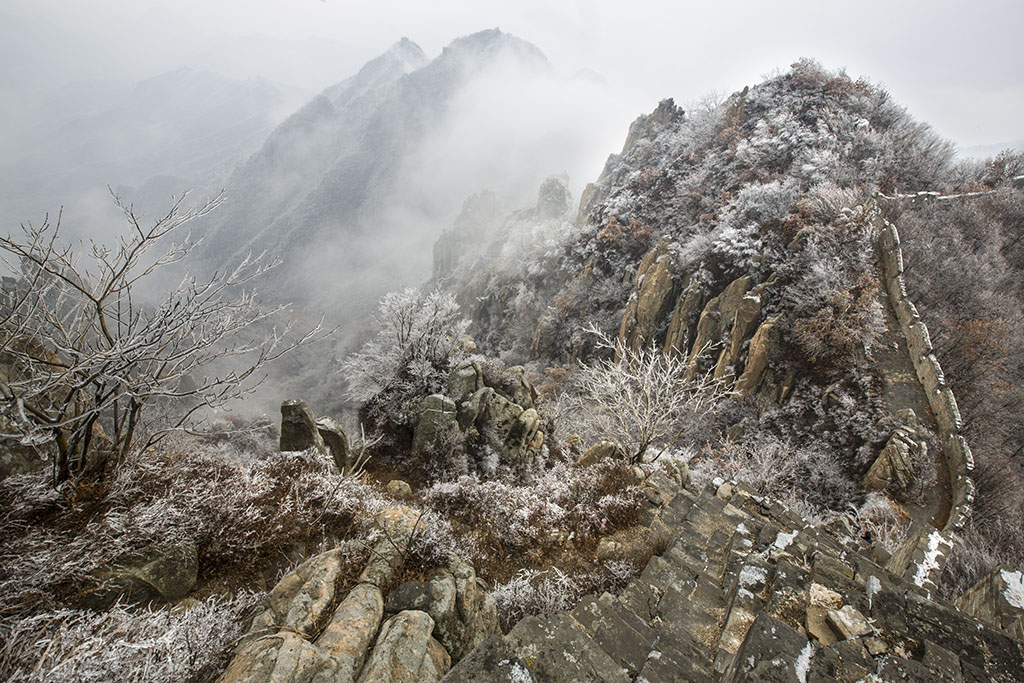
[[0, 192, 328, 485], [569, 328, 725, 464], [0, 592, 261, 683]]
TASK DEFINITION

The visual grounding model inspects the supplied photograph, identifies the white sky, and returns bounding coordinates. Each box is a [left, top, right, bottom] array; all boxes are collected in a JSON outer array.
[[6, 0, 1024, 149]]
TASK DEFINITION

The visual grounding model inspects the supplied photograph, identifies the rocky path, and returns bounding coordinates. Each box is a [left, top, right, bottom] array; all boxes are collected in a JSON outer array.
[[445, 479, 1024, 682]]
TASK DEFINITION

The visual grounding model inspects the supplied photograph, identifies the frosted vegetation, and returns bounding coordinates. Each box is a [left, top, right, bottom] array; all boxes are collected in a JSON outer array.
[[1, 59, 1023, 679]]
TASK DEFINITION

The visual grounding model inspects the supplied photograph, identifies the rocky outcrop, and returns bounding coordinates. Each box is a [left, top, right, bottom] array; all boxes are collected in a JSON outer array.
[[535, 174, 571, 220], [863, 424, 926, 492], [447, 479, 1024, 682], [280, 400, 325, 453], [734, 315, 781, 395], [221, 506, 499, 683], [433, 191, 502, 282], [663, 279, 705, 356], [618, 239, 681, 354], [413, 360, 545, 474], [713, 289, 764, 382], [686, 275, 752, 379]]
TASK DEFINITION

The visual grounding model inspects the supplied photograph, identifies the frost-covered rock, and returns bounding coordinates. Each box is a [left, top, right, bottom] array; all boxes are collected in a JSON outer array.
[[84, 543, 198, 609], [280, 399, 324, 453], [316, 416, 350, 472]]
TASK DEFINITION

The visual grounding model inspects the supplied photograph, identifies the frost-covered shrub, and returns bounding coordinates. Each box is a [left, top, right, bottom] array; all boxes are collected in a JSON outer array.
[[0, 592, 261, 683], [422, 460, 643, 557], [0, 445, 387, 620], [568, 330, 725, 464], [851, 493, 909, 554], [491, 567, 581, 630], [692, 435, 858, 516]]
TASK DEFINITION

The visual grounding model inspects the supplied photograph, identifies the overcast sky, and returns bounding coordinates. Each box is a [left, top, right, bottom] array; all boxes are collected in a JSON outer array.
[[5, 0, 1023, 150]]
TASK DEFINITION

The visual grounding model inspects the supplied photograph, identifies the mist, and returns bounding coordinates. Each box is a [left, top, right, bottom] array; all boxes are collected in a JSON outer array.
[[2, 0, 1022, 410]]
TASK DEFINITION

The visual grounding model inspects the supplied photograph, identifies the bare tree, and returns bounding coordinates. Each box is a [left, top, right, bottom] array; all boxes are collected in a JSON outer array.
[[571, 327, 725, 464], [0, 191, 328, 485]]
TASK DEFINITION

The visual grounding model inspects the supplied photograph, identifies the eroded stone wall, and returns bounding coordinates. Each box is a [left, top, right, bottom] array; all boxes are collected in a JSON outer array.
[[875, 215, 975, 534]]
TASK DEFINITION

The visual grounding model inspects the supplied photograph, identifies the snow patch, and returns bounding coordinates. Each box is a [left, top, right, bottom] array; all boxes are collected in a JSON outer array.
[[795, 642, 815, 683], [739, 564, 767, 588], [866, 575, 881, 610], [510, 661, 534, 683], [1000, 569, 1024, 609], [773, 529, 798, 551], [912, 531, 945, 587]]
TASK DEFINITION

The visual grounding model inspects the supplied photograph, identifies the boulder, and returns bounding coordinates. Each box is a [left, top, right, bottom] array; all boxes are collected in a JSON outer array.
[[316, 417, 350, 472], [219, 631, 343, 683], [86, 543, 198, 608], [386, 479, 413, 499], [243, 548, 348, 642], [280, 400, 324, 452], [357, 610, 450, 682], [447, 362, 483, 404], [0, 427, 49, 480], [411, 394, 459, 457], [481, 393, 523, 450], [576, 440, 622, 467], [457, 387, 494, 431], [425, 561, 499, 662], [826, 605, 872, 640], [504, 408, 541, 461], [359, 507, 426, 588], [863, 426, 924, 491]]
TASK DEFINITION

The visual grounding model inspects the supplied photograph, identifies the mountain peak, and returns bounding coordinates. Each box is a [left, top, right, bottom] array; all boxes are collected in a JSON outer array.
[[440, 29, 549, 71]]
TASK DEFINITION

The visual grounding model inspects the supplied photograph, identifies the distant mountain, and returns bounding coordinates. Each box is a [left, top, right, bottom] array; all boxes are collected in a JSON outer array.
[[193, 29, 560, 317], [0, 66, 303, 239], [959, 139, 1023, 160]]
